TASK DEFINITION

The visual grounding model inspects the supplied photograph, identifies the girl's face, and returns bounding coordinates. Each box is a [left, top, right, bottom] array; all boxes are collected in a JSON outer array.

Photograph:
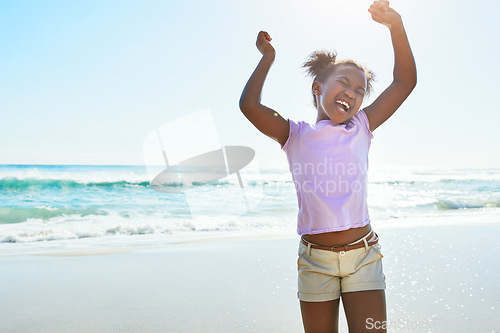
[[314, 64, 367, 124]]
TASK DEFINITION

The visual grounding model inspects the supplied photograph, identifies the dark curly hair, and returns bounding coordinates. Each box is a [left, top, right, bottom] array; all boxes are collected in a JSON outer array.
[[302, 50, 375, 108]]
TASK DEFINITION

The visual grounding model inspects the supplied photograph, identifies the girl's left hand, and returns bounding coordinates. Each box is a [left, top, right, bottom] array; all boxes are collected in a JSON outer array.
[[368, 0, 402, 30]]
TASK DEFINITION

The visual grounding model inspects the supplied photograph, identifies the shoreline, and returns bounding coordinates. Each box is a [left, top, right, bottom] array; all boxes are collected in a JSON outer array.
[[1, 209, 499, 258]]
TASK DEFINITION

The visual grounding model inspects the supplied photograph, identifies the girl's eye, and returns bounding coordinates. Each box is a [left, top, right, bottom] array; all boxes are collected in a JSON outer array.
[[338, 80, 347, 85]]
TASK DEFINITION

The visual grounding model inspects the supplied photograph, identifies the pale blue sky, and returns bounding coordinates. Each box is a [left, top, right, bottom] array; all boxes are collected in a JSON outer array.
[[1, 0, 499, 168]]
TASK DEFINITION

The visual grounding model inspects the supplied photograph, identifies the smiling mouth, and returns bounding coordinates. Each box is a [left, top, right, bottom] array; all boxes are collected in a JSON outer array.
[[335, 99, 351, 113]]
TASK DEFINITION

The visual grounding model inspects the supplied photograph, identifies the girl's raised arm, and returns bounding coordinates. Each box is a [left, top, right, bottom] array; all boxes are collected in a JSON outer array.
[[364, 0, 417, 132], [239, 31, 289, 148]]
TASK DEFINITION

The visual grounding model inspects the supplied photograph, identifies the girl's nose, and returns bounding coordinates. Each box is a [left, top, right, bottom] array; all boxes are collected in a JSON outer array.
[[345, 90, 355, 99]]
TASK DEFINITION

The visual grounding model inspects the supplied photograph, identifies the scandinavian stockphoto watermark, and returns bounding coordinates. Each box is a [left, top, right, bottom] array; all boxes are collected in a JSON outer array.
[[365, 317, 430, 331], [291, 159, 367, 195], [365, 316, 498, 331], [142, 109, 264, 217]]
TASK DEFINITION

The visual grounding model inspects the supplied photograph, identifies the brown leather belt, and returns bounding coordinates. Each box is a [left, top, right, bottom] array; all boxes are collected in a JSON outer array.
[[301, 232, 378, 253]]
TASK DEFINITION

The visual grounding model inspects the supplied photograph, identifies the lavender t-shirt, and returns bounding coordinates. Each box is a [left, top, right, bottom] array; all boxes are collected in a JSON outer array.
[[281, 109, 374, 235]]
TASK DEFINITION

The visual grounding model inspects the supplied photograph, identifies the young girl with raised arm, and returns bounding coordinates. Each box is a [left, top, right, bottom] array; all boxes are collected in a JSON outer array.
[[239, 1, 416, 332]]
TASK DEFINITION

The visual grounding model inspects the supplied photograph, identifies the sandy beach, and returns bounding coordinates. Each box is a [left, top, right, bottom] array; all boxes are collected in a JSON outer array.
[[1, 221, 500, 333]]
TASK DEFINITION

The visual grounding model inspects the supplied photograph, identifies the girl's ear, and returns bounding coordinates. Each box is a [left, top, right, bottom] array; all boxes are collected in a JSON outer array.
[[312, 81, 321, 95]]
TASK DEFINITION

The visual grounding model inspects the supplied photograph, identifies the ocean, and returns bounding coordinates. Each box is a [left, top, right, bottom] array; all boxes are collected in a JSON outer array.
[[1, 164, 499, 253]]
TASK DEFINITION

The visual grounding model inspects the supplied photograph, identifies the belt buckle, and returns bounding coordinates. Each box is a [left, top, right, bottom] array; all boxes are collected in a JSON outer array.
[[331, 245, 347, 256]]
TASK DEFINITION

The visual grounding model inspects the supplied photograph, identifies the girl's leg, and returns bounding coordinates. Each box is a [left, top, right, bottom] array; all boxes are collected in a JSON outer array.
[[300, 299, 340, 333], [341, 290, 387, 333]]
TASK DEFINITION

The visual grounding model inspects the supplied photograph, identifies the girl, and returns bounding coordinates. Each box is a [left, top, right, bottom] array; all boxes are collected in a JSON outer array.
[[239, 1, 416, 332]]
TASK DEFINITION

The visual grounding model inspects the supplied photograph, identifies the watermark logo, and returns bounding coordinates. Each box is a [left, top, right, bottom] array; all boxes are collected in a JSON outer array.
[[142, 109, 263, 217]]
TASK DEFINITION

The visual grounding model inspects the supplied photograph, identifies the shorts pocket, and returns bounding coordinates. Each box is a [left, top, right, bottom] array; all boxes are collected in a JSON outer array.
[[371, 243, 384, 259], [298, 241, 308, 257], [352, 244, 383, 272]]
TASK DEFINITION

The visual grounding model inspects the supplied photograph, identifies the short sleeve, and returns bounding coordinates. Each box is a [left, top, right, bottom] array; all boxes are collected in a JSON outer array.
[[357, 109, 374, 139], [281, 119, 300, 151]]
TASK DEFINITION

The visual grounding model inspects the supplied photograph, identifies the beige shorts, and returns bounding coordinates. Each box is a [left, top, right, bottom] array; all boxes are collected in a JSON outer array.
[[297, 232, 386, 302]]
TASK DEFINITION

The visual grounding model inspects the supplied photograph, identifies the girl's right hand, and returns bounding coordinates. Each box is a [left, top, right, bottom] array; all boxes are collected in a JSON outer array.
[[256, 31, 275, 56]]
